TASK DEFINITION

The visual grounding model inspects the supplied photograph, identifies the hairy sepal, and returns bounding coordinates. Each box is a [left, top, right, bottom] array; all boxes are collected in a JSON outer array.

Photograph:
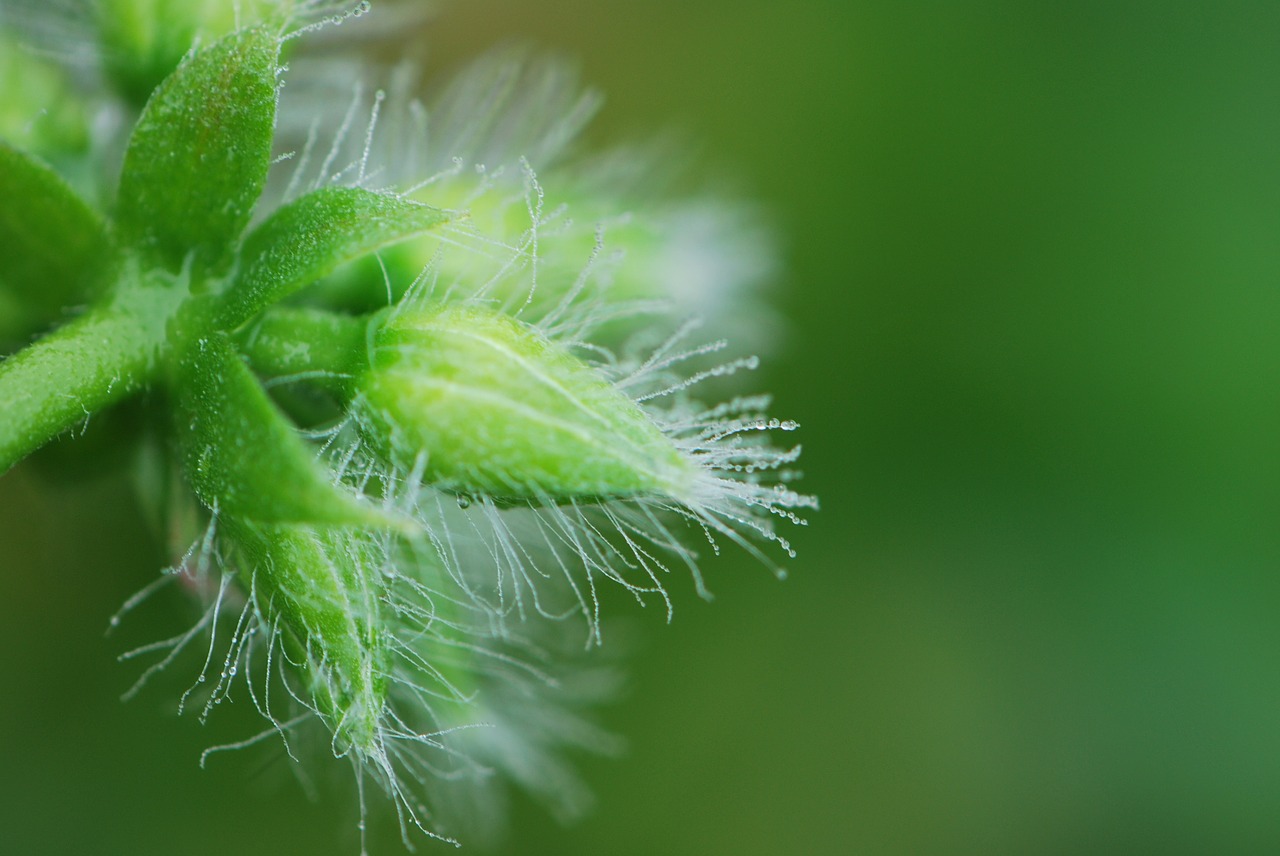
[[220, 186, 453, 328], [231, 519, 391, 754], [174, 331, 386, 528], [114, 25, 280, 274]]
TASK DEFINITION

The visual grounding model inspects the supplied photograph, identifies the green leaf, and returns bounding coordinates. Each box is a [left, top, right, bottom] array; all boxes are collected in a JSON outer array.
[[219, 187, 453, 328], [114, 25, 280, 274], [174, 331, 388, 528], [0, 142, 106, 321]]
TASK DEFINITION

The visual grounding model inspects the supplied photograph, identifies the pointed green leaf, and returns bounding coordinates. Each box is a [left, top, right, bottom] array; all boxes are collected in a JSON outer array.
[[114, 25, 280, 274], [175, 332, 387, 528], [0, 142, 107, 320], [219, 187, 453, 328]]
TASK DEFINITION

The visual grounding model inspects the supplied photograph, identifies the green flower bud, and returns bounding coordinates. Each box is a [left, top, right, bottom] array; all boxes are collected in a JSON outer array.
[[231, 521, 390, 754], [353, 304, 698, 501]]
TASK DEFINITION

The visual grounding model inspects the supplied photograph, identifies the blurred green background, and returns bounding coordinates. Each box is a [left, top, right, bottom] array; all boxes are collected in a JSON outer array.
[[3, 1, 1280, 853]]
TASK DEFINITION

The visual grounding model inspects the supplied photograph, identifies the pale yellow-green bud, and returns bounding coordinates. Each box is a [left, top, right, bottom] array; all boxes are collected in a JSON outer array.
[[353, 304, 698, 501]]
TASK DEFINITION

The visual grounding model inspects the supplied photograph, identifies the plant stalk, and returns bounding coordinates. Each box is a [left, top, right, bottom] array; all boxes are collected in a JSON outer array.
[[0, 260, 186, 474]]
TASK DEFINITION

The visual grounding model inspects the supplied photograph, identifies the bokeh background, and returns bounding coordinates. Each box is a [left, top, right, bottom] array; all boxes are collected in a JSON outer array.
[[3, 1, 1279, 853]]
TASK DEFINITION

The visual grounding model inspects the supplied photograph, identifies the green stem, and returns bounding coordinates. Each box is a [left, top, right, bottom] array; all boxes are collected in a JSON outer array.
[[0, 260, 186, 475], [236, 306, 370, 396]]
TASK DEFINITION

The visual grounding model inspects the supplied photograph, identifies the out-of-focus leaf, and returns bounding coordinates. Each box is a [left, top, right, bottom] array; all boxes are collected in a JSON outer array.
[[0, 141, 106, 320]]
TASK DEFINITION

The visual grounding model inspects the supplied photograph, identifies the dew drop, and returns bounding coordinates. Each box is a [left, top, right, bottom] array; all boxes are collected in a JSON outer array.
[[456, 494, 473, 509]]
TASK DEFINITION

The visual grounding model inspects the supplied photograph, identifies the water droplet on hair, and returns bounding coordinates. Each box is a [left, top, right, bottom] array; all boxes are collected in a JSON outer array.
[[456, 494, 473, 509]]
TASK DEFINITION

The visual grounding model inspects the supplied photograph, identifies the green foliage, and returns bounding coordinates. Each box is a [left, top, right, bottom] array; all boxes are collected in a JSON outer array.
[[0, 5, 807, 850], [222, 186, 451, 328], [114, 25, 280, 274], [0, 142, 105, 331], [173, 331, 387, 528]]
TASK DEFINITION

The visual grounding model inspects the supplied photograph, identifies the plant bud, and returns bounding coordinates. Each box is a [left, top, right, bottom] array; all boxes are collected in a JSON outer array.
[[232, 521, 390, 754], [353, 304, 697, 501]]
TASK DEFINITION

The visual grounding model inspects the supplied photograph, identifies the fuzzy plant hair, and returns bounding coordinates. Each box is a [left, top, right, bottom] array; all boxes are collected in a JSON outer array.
[[0, 0, 814, 851]]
